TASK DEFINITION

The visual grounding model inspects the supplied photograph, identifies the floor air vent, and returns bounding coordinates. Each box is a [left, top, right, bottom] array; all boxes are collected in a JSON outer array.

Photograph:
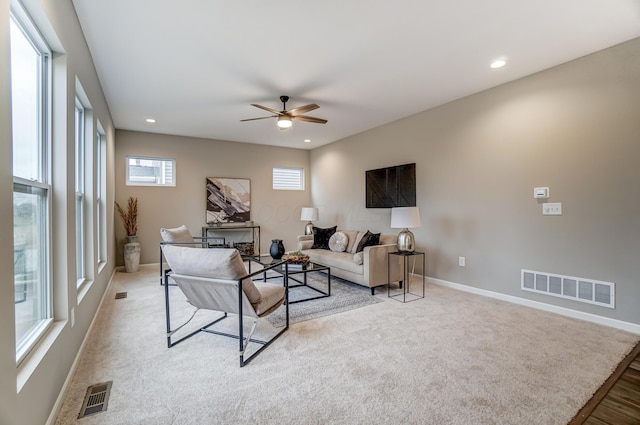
[[78, 381, 112, 418], [115, 291, 127, 299], [521, 270, 614, 308]]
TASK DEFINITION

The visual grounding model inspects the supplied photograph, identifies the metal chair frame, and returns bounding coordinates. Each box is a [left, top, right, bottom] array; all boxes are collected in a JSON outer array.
[[162, 249, 289, 367]]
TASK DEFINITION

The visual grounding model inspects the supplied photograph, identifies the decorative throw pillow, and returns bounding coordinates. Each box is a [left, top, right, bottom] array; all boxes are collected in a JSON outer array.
[[311, 226, 337, 249], [299, 239, 313, 250], [355, 230, 381, 253], [342, 230, 359, 253], [350, 231, 366, 253], [328, 231, 348, 252], [353, 252, 363, 265], [160, 225, 195, 247]]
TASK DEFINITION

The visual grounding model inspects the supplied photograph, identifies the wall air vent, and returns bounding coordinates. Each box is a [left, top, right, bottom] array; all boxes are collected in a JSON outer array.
[[521, 269, 614, 308]]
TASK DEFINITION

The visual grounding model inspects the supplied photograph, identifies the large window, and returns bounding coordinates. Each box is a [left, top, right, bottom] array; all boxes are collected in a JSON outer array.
[[96, 125, 106, 265], [126, 155, 175, 186], [10, 5, 53, 361], [273, 167, 304, 190], [75, 98, 86, 285]]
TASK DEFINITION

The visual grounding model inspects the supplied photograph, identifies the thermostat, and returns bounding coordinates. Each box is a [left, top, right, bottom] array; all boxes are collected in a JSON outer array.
[[533, 187, 549, 199]]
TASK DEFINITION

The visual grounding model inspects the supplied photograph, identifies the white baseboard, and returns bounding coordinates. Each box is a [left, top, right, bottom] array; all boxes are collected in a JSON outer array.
[[426, 275, 640, 335]]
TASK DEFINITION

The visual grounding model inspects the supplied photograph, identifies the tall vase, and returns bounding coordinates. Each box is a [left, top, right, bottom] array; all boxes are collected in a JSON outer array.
[[270, 239, 285, 259], [124, 241, 141, 273]]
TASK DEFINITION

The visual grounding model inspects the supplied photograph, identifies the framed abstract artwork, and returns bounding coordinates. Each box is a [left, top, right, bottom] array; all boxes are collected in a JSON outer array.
[[206, 177, 251, 224]]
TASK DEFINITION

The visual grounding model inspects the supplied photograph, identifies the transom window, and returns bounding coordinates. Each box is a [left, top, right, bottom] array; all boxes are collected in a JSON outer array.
[[126, 155, 175, 186], [273, 167, 304, 190]]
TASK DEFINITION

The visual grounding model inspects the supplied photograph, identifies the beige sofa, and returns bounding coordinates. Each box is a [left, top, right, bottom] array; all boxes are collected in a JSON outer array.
[[297, 230, 401, 294]]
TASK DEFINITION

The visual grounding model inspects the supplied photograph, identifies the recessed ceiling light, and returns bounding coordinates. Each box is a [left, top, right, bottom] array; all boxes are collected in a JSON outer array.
[[490, 59, 507, 69], [304, 139, 311, 143], [145, 118, 156, 123]]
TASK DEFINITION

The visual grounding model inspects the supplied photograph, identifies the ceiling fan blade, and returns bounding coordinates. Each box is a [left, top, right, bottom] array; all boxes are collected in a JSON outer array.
[[288, 104, 319, 116], [240, 115, 278, 122], [251, 104, 283, 115], [292, 115, 328, 124]]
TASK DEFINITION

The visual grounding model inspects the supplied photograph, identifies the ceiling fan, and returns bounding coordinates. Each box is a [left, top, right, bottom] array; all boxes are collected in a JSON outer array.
[[241, 95, 327, 130]]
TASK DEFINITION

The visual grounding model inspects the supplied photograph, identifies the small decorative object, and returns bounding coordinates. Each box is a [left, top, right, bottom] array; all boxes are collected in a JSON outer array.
[[282, 250, 310, 264], [124, 242, 141, 273], [115, 197, 138, 238], [115, 197, 140, 272], [270, 239, 285, 259], [233, 242, 254, 256], [390, 206, 421, 253], [209, 237, 225, 248], [300, 207, 318, 235]]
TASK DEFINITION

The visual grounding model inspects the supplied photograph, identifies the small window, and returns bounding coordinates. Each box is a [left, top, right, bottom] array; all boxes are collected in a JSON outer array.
[[273, 167, 304, 190], [126, 156, 175, 186]]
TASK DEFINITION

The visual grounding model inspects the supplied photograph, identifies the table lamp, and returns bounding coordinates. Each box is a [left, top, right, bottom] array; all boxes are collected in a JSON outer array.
[[390, 206, 421, 252], [300, 207, 318, 235]]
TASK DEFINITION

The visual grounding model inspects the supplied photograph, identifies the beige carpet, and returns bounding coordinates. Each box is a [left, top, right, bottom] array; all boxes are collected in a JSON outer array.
[[54, 265, 639, 425]]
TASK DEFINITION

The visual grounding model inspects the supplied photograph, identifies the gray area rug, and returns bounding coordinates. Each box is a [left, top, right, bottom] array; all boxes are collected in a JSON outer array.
[[261, 271, 382, 327]]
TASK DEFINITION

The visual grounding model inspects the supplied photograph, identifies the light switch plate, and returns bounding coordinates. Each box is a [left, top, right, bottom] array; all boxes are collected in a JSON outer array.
[[543, 203, 562, 215]]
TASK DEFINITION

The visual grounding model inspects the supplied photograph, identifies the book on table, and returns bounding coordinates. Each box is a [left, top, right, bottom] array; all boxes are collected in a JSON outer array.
[[286, 262, 307, 270]]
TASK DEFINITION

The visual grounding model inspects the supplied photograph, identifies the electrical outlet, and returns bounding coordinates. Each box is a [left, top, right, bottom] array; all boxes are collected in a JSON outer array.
[[543, 203, 562, 215], [459, 256, 465, 267]]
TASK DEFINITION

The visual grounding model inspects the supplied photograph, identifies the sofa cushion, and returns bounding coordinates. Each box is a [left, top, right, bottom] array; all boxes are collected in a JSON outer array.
[[311, 226, 337, 249], [350, 231, 366, 253], [302, 248, 364, 275], [328, 231, 348, 252], [355, 231, 381, 253], [299, 239, 313, 250], [342, 230, 359, 253]]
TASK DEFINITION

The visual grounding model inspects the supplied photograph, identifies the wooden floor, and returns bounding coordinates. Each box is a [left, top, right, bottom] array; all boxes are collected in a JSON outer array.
[[569, 341, 640, 425]]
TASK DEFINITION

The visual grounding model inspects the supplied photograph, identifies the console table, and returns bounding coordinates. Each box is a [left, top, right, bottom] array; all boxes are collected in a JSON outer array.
[[202, 224, 260, 256]]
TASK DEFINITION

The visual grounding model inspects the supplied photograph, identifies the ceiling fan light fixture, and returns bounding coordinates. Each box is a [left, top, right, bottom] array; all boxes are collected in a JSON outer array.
[[277, 115, 292, 129]]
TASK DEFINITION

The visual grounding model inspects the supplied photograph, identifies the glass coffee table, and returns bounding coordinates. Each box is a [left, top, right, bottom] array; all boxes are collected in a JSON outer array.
[[253, 257, 331, 304]]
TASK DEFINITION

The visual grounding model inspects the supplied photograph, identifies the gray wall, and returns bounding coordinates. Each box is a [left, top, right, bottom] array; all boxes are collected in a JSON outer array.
[[0, 1, 116, 424], [310, 37, 640, 325], [114, 130, 312, 265]]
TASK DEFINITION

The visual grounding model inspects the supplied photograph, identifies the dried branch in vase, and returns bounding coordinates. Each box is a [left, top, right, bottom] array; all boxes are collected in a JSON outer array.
[[115, 197, 138, 236]]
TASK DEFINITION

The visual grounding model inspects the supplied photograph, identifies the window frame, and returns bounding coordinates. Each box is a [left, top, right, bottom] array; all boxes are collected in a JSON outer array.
[[74, 97, 86, 286], [96, 124, 106, 266], [10, 2, 54, 363]]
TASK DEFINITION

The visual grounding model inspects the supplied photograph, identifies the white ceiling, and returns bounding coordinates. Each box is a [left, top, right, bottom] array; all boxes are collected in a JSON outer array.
[[72, 0, 640, 150]]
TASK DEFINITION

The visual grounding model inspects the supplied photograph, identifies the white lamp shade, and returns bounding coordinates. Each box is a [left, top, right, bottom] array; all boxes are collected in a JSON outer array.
[[390, 206, 421, 229], [300, 207, 319, 221]]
